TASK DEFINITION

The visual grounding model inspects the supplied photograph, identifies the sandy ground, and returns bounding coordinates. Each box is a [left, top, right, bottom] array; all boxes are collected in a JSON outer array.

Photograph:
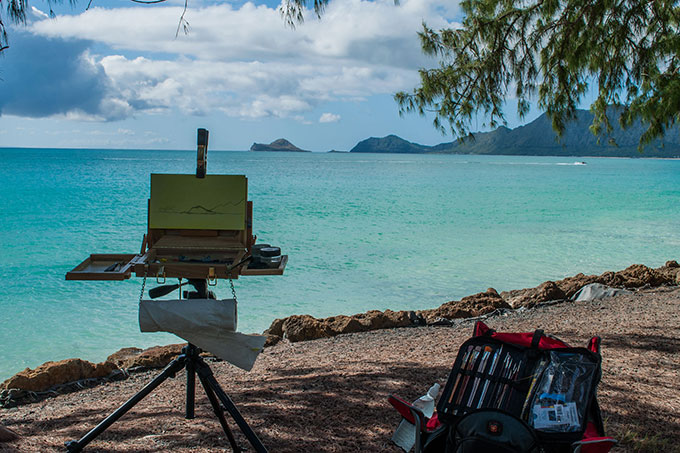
[[1, 286, 679, 453]]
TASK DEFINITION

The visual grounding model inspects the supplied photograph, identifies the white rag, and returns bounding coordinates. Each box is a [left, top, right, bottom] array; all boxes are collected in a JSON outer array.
[[139, 299, 265, 371]]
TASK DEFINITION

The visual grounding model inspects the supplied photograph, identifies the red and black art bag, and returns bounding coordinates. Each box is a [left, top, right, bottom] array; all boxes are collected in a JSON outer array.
[[437, 322, 616, 453]]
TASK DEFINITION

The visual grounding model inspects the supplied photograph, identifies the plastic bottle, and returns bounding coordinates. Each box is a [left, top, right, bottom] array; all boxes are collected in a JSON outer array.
[[411, 383, 441, 419]]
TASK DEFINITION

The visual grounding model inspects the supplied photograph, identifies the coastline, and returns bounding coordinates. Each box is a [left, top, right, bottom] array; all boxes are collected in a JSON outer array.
[[1, 284, 678, 452], [2, 261, 679, 396]]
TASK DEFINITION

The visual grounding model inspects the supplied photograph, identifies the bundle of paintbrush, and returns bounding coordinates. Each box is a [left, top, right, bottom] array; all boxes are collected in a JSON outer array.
[[439, 343, 531, 418]]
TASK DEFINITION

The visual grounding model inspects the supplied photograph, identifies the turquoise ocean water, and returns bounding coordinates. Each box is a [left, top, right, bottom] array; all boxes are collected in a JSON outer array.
[[1, 149, 679, 381]]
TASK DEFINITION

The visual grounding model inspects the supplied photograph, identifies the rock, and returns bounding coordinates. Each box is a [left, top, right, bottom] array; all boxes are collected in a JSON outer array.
[[656, 261, 680, 285], [456, 288, 510, 315], [120, 344, 185, 369], [264, 318, 285, 338], [420, 288, 509, 323], [264, 334, 282, 347], [505, 262, 678, 308], [417, 306, 471, 325], [554, 273, 601, 299], [0, 424, 18, 442], [280, 315, 330, 342], [600, 264, 670, 288], [1, 359, 118, 393], [502, 281, 566, 308], [106, 347, 143, 368], [262, 260, 679, 344], [265, 309, 421, 343]]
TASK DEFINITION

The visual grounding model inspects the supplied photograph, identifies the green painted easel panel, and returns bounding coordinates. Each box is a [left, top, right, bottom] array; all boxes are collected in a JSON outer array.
[[149, 174, 247, 230]]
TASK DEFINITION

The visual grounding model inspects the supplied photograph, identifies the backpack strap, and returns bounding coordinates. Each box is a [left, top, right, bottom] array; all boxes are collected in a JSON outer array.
[[531, 329, 544, 349], [588, 336, 601, 354], [474, 321, 494, 337]]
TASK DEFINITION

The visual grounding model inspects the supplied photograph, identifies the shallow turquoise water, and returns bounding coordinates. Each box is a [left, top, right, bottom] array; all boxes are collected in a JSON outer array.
[[1, 149, 679, 380]]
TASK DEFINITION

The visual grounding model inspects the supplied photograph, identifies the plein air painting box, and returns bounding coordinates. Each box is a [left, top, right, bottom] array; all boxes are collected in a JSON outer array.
[[66, 173, 287, 281]]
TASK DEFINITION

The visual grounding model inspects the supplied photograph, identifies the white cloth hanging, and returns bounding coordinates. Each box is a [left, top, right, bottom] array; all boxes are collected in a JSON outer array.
[[139, 299, 266, 371]]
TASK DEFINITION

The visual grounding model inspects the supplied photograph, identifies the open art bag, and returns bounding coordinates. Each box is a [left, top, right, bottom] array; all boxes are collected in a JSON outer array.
[[389, 322, 616, 453]]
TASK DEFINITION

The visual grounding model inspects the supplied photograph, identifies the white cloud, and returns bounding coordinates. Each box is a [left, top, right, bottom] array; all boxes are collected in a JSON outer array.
[[23, 0, 458, 121], [319, 112, 340, 123]]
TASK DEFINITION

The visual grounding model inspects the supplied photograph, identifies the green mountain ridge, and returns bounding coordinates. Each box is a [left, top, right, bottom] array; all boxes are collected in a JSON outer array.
[[350, 110, 680, 157]]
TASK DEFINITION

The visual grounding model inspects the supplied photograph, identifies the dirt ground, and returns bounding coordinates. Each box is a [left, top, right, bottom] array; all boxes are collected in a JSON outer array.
[[1, 286, 679, 452]]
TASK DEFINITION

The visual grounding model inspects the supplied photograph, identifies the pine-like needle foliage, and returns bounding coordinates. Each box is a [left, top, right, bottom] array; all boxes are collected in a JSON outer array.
[[395, 0, 680, 148]]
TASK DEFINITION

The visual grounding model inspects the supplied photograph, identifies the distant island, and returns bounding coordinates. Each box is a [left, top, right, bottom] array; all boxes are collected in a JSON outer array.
[[250, 138, 310, 152], [350, 109, 680, 158]]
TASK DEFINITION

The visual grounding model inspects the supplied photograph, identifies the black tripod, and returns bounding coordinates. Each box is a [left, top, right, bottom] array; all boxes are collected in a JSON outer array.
[[65, 279, 268, 453]]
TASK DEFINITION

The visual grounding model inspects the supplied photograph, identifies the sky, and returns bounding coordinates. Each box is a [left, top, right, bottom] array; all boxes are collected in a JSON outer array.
[[0, 0, 541, 151]]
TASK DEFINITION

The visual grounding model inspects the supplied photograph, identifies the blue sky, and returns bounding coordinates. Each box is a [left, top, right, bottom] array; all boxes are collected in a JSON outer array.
[[0, 0, 541, 150]]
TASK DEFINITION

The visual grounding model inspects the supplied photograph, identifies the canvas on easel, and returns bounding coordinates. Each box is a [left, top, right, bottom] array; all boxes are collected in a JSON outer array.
[[149, 174, 247, 231]]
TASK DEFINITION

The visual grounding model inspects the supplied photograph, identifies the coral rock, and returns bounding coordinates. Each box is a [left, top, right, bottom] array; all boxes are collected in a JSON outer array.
[[601, 264, 670, 288], [1, 359, 117, 393], [265, 309, 420, 343], [121, 344, 185, 369], [502, 281, 566, 308], [421, 288, 509, 323], [106, 347, 143, 368], [554, 273, 601, 299]]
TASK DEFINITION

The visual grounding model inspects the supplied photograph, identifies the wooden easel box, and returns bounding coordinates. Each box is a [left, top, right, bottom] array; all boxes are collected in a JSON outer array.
[[66, 174, 287, 281]]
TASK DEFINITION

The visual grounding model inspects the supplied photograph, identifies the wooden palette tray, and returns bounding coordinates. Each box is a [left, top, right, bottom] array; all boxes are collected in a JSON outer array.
[[66, 251, 287, 281], [66, 254, 140, 281], [241, 255, 288, 276]]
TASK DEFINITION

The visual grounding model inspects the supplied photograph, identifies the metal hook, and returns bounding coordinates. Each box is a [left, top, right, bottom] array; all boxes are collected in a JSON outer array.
[[208, 267, 217, 286], [156, 266, 166, 284]]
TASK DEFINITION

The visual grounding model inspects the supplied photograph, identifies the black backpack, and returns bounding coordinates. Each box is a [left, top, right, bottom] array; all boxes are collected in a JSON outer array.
[[437, 322, 616, 453], [448, 409, 540, 453]]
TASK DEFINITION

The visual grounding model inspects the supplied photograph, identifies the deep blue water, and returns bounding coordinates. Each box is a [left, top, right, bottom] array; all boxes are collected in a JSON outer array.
[[1, 149, 679, 380]]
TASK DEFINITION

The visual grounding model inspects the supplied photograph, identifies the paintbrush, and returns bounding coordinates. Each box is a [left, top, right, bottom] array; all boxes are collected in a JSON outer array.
[[466, 346, 492, 407], [490, 353, 513, 408], [498, 362, 521, 409], [446, 345, 473, 406], [477, 345, 503, 408], [454, 346, 482, 413]]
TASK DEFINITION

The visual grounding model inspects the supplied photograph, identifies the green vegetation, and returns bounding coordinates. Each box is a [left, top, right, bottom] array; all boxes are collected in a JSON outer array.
[[395, 1, 680, 149], [350, 109, 680, 157]]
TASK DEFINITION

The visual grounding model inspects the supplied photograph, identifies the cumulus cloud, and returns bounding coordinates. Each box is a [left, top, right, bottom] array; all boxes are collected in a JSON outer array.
[[7, 0, 458, 121], [0, 32, 130, 120], [319, 112, 340, 123]]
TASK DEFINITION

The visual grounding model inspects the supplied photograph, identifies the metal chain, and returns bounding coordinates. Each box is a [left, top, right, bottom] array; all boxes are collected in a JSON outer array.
[[229, 277, 238, 303], [139, 267, 148, 303]]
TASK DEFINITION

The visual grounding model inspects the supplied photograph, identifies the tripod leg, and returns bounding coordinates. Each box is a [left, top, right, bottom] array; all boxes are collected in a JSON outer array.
[[186, 345, 197, 419], [195, 360, 268, 453], [65, 355, 187, 453], [197, 373, 242, 453]]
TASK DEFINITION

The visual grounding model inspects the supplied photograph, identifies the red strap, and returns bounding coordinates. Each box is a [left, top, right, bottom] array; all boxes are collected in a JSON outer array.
[[473, 321, 571, 349], [426, 413, 441, 430], [588, 336, 601, 354], [474, 321, 491, 337]]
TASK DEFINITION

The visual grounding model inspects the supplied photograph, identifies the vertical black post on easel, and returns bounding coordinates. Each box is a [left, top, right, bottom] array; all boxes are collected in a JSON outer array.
[[184, 279, 211, 420], [187, 127, 208, 417]]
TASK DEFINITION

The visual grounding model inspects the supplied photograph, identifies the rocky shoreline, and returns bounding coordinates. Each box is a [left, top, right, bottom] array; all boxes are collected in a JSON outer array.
[[262, 261, 680, 344], [2, 261, 679, 409]]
